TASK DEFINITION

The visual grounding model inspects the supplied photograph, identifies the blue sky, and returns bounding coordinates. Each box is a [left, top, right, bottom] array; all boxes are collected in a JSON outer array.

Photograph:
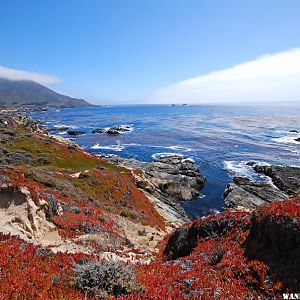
[[1, 0, 300, 104]]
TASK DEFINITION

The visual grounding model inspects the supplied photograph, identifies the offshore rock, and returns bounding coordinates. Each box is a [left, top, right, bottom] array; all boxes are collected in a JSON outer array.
[[106, 128, 120, 135], [92, 128, 106, 134], [67, 130, 86, 136]]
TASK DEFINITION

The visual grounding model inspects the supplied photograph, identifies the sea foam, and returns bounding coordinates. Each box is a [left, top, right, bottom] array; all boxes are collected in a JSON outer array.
[[91, 143, 124, 152], [223, 160, 273, 184], [271, 131, 300, 144]]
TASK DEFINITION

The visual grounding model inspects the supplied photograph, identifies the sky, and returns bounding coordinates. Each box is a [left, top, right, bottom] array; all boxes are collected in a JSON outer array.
[[0, 0, 300, 105]]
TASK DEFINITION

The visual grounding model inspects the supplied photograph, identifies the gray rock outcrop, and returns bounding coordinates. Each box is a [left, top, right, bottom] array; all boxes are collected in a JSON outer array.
[[107, 155, 206, 222], [254, 165, 300, 195], [224, 177, 288, 210]]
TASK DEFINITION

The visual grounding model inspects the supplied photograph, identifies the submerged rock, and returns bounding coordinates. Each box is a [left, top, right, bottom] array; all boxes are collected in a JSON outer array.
[[105, 126, 132, 135], [91, 125, 133, 135]]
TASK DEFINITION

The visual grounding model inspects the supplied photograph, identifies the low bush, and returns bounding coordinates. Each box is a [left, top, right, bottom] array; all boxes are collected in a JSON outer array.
[[120, 210, 136, 218], [75, 260, 143, 298]]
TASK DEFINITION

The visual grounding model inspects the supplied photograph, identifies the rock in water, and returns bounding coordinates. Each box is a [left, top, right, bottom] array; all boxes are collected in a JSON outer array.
[[106, 128, 119, 135], [92, 128, 106, 134], [67, 130, 85, 136], [253, 165, 300, 195], [50, 126, 70, 131], [224, 177, 288, 210], [110, 126, 131, 132]]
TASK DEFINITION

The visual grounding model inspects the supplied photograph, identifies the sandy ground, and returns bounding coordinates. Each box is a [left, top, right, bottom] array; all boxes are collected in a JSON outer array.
[[0, 185, 171, 261], [0, 185, 90, 253]]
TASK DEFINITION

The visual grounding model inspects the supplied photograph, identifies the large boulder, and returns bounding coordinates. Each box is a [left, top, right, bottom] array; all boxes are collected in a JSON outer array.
[[161, 211, 250, 260], [143, 156, 206, 202], [224, 177, 288, 210], [160, 199, 300, 292], [254, 165, 300, 195], [107, 155, 206, 202], [107, 155, 206, 222]]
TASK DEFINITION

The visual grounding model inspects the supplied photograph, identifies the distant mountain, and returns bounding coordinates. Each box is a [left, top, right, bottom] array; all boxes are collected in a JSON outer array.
[[0, 78, 93, 108]]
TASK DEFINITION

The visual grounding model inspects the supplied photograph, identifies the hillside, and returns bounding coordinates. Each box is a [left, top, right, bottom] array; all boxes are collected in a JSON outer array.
[[0, 78, 92, 108]]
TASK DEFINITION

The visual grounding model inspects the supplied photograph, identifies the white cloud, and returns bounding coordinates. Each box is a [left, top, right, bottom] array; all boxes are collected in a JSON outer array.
[[0, 65, 61, 85], [147, 48, 300, 104]]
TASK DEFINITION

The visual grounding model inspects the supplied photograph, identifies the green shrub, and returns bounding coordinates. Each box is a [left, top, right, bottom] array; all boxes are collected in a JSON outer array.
[[120, 210, 136, 218]]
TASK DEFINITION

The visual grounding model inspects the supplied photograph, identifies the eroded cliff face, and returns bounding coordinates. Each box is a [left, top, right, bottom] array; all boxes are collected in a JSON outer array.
[[0, 186, 61, 244]]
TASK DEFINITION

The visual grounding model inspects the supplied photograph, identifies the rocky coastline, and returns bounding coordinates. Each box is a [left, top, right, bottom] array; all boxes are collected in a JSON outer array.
[[0, 108, 206, 223], [0, 107, 299, 299], [1, 107, 299, 218]]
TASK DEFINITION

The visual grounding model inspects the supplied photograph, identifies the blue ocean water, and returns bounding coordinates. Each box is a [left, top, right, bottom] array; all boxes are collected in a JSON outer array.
[[32, 105, 300, 219]]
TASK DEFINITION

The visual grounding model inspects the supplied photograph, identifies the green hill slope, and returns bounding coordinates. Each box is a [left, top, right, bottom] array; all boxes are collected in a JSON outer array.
[[0, 78, 92, 107]]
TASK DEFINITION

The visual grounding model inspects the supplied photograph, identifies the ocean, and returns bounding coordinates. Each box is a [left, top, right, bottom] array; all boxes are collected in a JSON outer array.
[[32, 104, 300, 219]]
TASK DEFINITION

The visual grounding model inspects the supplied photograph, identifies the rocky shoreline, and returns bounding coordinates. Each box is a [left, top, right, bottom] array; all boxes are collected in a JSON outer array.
[[1, 107, 299, 218], [0, 107, 299, 298], [0, 109, 205, 224]]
